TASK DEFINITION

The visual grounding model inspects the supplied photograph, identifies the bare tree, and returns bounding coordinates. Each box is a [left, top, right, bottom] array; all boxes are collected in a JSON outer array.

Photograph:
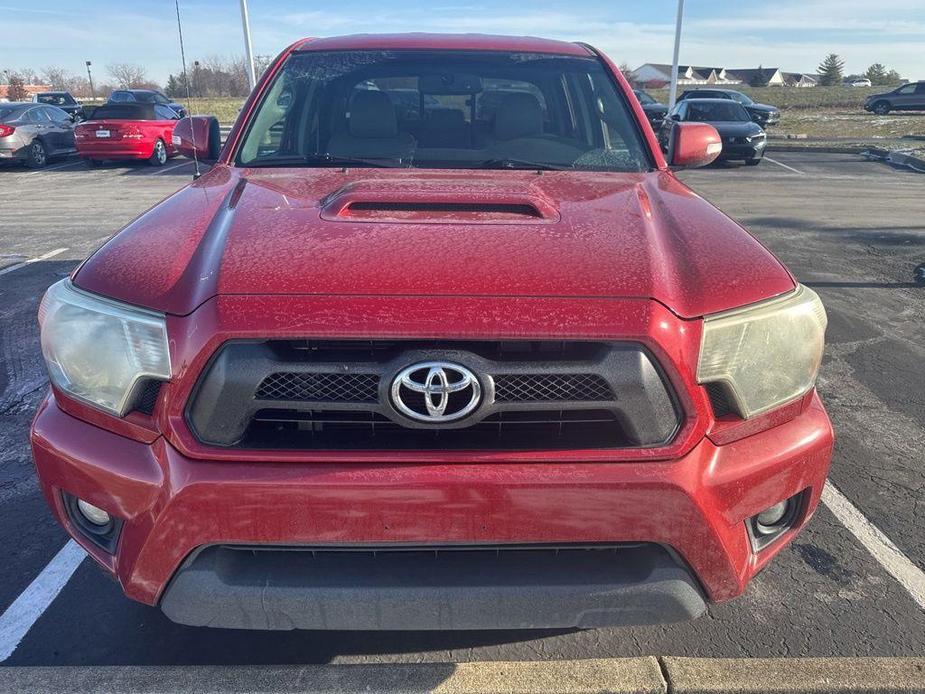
[[41, 66, 73, 91], [107, 63, 149, 89]]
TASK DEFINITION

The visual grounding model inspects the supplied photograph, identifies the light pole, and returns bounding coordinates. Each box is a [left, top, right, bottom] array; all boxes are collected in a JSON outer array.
[[239, 0, 257, 91], [85, 61, 95, 101], [668, 0, 684, 110]]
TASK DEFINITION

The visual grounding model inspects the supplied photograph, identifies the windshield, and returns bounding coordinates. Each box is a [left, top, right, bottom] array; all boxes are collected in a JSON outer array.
[[237, 50, 651, 172], [37, 94, 75, 106], [686, 101, 751, 122], [634, 90, 655, 105], [729, 91, 753, 105]]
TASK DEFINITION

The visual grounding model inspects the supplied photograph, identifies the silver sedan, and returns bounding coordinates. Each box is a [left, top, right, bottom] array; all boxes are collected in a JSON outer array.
[[0, 102, 77, 168]]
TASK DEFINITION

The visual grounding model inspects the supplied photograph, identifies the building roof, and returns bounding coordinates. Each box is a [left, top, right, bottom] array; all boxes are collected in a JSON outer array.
[[295, 34, 592, 56], [725, 67, 782, 82]]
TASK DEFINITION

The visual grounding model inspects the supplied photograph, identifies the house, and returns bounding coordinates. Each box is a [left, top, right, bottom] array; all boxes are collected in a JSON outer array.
[[0, 83, 51, 101], [630, 64, 798, 88], [782, 72, 818, 88], [724, 68, 785, 87]]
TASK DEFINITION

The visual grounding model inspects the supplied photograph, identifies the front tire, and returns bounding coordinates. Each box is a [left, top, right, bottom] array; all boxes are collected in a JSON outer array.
[[148, 139, 167, 167], [746, 158, 762, 166], [25, 140, 47, 168], [873, 101, 891, 115]]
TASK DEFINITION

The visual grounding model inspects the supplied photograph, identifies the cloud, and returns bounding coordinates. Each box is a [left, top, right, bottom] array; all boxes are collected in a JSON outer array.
[[1, 1, 922, 83]]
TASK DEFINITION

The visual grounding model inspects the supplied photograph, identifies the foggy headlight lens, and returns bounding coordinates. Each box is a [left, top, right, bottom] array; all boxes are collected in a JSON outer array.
[[697, 285, 826, 418], [39, 280, 170, 416]]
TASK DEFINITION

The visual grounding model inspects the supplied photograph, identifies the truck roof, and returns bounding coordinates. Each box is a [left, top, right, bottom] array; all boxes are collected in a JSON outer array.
[[293, 33, 593, 57]]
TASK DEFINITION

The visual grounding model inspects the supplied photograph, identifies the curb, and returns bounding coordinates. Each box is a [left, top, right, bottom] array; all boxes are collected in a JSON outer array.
[[663, 657, 925, 693], [3, 658, 925, 693], [862, 148, 925, 173], [0, 659, 667, 694], [767, 144, 868, 154]]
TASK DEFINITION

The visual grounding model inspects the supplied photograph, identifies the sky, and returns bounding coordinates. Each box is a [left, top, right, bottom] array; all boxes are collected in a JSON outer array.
[[1, 0, 923, 85]]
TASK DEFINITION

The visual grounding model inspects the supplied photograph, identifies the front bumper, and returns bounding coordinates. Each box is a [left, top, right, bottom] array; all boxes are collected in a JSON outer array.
[[719, 142, 766, 160], [31, 387, 833, 628]]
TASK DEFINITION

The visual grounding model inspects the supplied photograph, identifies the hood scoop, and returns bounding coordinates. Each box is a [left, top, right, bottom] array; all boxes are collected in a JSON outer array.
[[320, 178, 560, 224]]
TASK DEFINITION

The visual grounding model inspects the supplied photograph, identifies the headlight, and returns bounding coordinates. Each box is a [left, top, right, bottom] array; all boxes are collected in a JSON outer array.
[[697, 285, 826, 419], [39, 280, 170, 416]]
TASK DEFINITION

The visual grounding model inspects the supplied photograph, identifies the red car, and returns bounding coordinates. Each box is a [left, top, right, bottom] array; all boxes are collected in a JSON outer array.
[[74, 102, 179, 166], [32, 34, 832, 631]]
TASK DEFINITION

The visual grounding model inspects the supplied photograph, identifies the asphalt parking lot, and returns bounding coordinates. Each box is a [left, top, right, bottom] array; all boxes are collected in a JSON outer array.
[[0, 151, 923, 668]]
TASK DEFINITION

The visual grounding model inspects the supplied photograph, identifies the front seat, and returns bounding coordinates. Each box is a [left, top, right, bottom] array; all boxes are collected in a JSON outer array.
[[489, 92, 583, 163], [327, 91, 415, 160], [493, 92, 545, 142]]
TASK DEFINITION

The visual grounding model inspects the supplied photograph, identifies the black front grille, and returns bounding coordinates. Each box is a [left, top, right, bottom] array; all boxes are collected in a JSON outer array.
[[494, 374, 612, 402], [244, 408, 622, 450], [256, 372, 379, 402], [187, 340, 680, 451]]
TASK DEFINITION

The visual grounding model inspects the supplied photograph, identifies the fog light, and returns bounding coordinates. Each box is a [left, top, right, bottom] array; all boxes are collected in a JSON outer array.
[[756, 501, 789, 530], [76, 499, 111, 526]]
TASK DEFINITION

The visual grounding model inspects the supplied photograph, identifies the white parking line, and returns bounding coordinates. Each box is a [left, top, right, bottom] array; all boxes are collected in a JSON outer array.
[[822, 482, 925, 610], [0, 540, 86, 662], [0, 248, 68, 277], [29, 159, 84, 175], [152, 160, 193, 176], [764, 156, 805, 175]]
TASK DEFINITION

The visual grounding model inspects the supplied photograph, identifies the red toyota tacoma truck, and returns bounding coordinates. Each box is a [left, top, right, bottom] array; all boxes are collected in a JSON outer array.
[[32, 34, 832, 630]]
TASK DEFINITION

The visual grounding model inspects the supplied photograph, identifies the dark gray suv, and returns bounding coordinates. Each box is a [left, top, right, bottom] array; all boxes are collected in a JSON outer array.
[[865, 82, 925, 115]]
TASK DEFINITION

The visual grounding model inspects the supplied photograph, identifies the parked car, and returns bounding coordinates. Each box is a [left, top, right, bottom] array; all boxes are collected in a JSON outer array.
[[107, 89, 188, 118], [32, 91, 84, 122], [679, 88, 780, 126], [847, 78, 872, 88], [864, 81, 925, 115], [32, 33, 831, 632], [75, 103, 180, 166], [633, 89, 668, 127], [661, 99, 767, 165], [0, 102, 76, 167]]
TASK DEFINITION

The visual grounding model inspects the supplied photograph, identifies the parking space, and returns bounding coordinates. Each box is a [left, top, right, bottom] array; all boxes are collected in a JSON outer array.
[[1, 151, 924, 666]]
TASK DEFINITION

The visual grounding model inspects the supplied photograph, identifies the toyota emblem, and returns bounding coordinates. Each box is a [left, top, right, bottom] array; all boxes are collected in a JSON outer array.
[[390, 362, 482, 423]]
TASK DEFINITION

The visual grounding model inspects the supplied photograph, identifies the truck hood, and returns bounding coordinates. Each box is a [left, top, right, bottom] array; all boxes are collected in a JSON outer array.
[[74, 165, 794, 319]]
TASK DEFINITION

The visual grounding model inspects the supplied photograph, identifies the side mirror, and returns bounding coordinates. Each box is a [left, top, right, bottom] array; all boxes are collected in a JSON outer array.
[[669, 122, 722, 169], [670, 113, 681, 121], [172, 116, 221, 163]]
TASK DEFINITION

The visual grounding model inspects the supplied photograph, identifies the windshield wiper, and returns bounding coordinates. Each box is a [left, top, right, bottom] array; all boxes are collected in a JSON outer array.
[[475, 158, 570, 171], [245, 153, 408, 169]]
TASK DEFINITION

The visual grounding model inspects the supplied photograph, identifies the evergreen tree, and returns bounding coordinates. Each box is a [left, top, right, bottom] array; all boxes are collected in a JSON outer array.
[[817, 54, 845, 86], [750, 65, 770, 87], [864, 63, 888, 85]]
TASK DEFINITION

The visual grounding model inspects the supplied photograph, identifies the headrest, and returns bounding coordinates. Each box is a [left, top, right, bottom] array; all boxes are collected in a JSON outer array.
[[349, 91, 398, 138], [494, 93, 544, 141]]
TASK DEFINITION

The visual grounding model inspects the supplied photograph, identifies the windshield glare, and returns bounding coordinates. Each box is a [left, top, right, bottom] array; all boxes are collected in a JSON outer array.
[[686, 101, 751, 122], [730, 92, 753, 105], [237, 50, 651, 172]]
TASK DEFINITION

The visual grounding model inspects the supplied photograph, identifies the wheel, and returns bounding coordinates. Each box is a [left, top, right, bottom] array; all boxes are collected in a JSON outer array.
[[148, 139, 167, 167], [84, 158, 102, 168], [873, 101, 891, 115], [746, 158, 762, 166], [25, 139, 47, 168]]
